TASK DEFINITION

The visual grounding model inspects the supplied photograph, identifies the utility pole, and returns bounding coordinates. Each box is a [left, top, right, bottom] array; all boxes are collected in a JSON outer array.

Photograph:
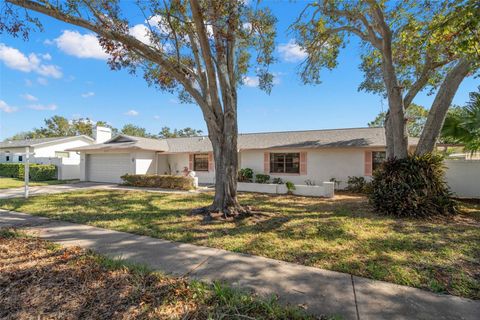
[[24, 146, 30, 199]]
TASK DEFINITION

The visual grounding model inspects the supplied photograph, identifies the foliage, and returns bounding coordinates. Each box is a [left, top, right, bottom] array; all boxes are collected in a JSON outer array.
[[5, 116, 116, 140], [368, 104, 429, 137], [254, 174, 270, 184], [238, 168, 254, 182], [368, 154, 457, 218], [285, 181, 296, 192], [17, 164, 57, 181], [346, 176, 368, 193], [441, 87, 480, 152], [272, 177, 284, 184], [0, 163, 22, 178], [120, 124, 156, 138], [121, 174, 194, 191], [158, 127, 203, 139], [304, 179, 316, 186]]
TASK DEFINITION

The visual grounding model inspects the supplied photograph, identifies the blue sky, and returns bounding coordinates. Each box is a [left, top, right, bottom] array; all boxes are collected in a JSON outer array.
[[0, 1, 477, 140]]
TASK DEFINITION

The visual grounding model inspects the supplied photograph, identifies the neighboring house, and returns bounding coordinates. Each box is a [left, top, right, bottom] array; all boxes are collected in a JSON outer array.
[[70, 127, 419, 187], [0, 128, 111, 179]]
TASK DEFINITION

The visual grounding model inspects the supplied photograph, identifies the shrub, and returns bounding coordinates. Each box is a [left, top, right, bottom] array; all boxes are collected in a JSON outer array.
[[0, 163, 22, 178], [255, 174, 270, 184], [238, 168, 254, 182], [272, 177, 283, 184], [121, 174, 194, 191], [304, 179, 316, 186], [346, 176, 368, 193], [18, 164, 57, 181], [286, 181, 295, 194], [368, 154, 457, 218]]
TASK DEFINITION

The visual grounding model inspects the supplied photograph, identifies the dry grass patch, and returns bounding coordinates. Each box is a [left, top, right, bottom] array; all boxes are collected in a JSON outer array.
[[0, 229, 320, 320], [0, 190, 479, 299]]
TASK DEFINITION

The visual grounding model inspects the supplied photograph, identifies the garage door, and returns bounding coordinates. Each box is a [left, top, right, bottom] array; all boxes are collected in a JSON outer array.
[[86, 153, 131, 183]]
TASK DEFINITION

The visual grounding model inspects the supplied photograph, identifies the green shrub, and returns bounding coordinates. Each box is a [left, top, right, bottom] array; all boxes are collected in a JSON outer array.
[[0, 163, 23, 178], [286, 181, 295, 193], [272, 177, 283, 184], [368, 154, 457, 218], [346, 176, 368, 193], [18, 164, 57, 181], [255, 174, 270, 184], [238, 168, 254, 182], [121, 174, 194, 190]]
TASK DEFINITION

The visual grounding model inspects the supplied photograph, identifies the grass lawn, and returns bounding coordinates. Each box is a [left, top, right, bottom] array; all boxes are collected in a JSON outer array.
[[0, 177, 72, 189], [0, 190, 478, 299], [0, 229, 316, 319]]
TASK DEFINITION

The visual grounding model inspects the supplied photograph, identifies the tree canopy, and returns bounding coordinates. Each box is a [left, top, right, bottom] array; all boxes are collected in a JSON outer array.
[[368, 104, 428, 138]]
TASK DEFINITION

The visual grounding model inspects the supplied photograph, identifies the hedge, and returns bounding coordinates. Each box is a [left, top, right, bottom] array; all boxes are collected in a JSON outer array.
[[0, 163, 57, 181], [18, 164, 57, 181], [0, 163, 23, 178], [121, 174, 195, 191]]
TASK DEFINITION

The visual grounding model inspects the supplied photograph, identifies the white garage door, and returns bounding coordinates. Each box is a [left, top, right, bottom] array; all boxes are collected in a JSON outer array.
[[86, 153, 131, 183]]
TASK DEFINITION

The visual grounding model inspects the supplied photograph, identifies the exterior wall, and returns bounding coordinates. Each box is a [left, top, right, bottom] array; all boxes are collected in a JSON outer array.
[[33, 139, 91, 159], [157, 154, 169, 175], [444, 159, 480, 199], [0, 147, 27, 162], [157, 153, 215, 184], [134, 151, 156, 175], [240, 148, 382, 189]]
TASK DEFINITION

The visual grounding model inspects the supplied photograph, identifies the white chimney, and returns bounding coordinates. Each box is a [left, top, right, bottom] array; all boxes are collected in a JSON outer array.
[[94, 126, 112, 144]]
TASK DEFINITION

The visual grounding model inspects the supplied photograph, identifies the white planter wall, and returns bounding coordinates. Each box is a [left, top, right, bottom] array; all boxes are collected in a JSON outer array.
[[237, 182, 334, 198]]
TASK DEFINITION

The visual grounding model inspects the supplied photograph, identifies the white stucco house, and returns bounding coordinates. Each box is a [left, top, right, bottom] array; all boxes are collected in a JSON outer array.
[[69, 127, 419, 188], [0, 128, 111, 179]]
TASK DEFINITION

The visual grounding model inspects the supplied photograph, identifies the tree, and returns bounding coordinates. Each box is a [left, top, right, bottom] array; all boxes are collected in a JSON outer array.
[[2, 0, 276, 217], [121, 124, 155, 138], [368, 104, 428, 137], [441, 88, 480, 152], [293, 0, 479, 158], [158, 126, 203, 138]]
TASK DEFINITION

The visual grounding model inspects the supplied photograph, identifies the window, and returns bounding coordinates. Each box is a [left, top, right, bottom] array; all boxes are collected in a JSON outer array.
[[6, 156, 10, 162], [18, 156, 23, 162], [372, 151, 386, 172], [194, 154, 209, 171], [270, 153, 300, 174], [55, 151, 70, 158]]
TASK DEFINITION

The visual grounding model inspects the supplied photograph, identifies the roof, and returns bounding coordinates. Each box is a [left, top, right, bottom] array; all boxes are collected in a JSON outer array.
[[0, 135, 93, 149], [69, 127, 419, 153]]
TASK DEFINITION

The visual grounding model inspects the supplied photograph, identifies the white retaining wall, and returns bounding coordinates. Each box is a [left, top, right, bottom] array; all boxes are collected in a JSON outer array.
[[444, 159, 480, 199], [237, 182, 335, 198]]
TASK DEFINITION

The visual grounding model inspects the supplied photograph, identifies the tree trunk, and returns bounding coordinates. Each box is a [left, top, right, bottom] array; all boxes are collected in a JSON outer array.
[[384, 111, 394, 158], [415, 59, 471, 155]]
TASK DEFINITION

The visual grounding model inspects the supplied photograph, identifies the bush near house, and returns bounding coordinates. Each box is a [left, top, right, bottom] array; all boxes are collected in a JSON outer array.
[[255, 174, 270, 184], [0, 163, 23, 178], [369, 154, 457, 218], [121, 174, 194, 191], [0, 163, 56, 181], [238, 168, 254, 182], [346, 176, 369, 193], [18, 164, 57, 181]]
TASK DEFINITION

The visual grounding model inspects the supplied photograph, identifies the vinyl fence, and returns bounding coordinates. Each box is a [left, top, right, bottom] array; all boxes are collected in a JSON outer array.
[[444, 159, 480, 199]]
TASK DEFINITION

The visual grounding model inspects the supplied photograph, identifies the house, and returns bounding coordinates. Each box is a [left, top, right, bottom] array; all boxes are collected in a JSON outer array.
[[0, 127, 110, 179], [69, 127, 419, 188]]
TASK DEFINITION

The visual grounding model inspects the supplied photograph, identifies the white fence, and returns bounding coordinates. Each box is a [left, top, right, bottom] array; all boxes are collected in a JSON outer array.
[[444, 159, 480, 199]]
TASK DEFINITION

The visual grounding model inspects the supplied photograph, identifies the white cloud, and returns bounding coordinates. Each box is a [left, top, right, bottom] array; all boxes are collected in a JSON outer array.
[[37, 77, 48, 85], [0, 43, 62, 78], [81, 91, 95, 98], [0, 100, 18, 113], [28, 103, 57, 111], [278, 39, 307, 63], [41, 53, 52, 60], [21, 93, 38, 101], [53, 30, 109, 60], [124, 109, 139, 116], [153, 115, 160, 120], [129, 24, 153, 46], [243, 76, 259, 87]]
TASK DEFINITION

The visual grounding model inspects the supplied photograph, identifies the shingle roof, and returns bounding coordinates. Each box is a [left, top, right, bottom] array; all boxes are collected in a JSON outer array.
[[69, 127, 419, 153], [0, 136, 92, 148]]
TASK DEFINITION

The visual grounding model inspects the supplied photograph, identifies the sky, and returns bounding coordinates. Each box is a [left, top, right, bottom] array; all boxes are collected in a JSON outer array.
[[0, 1, 478, 141]]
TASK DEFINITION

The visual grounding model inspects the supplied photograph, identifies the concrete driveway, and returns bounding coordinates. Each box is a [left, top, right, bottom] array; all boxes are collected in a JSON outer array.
[[0, 182, 116, 199]]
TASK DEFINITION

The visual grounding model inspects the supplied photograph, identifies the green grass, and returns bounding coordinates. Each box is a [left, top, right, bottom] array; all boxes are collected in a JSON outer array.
[[1, 190, 479, 299], [0, 177, 73, 189]]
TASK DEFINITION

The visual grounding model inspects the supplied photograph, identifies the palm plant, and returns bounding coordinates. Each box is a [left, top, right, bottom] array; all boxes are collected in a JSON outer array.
[[442, 88, 480, 152]]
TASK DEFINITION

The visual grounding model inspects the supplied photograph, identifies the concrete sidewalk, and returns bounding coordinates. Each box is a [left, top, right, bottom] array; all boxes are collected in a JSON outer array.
[[1, 209, 478, 320]]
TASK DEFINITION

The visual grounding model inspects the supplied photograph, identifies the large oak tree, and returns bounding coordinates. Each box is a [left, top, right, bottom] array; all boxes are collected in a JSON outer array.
[[293, 0, 479, 159], [1, 0, 276, 217]]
